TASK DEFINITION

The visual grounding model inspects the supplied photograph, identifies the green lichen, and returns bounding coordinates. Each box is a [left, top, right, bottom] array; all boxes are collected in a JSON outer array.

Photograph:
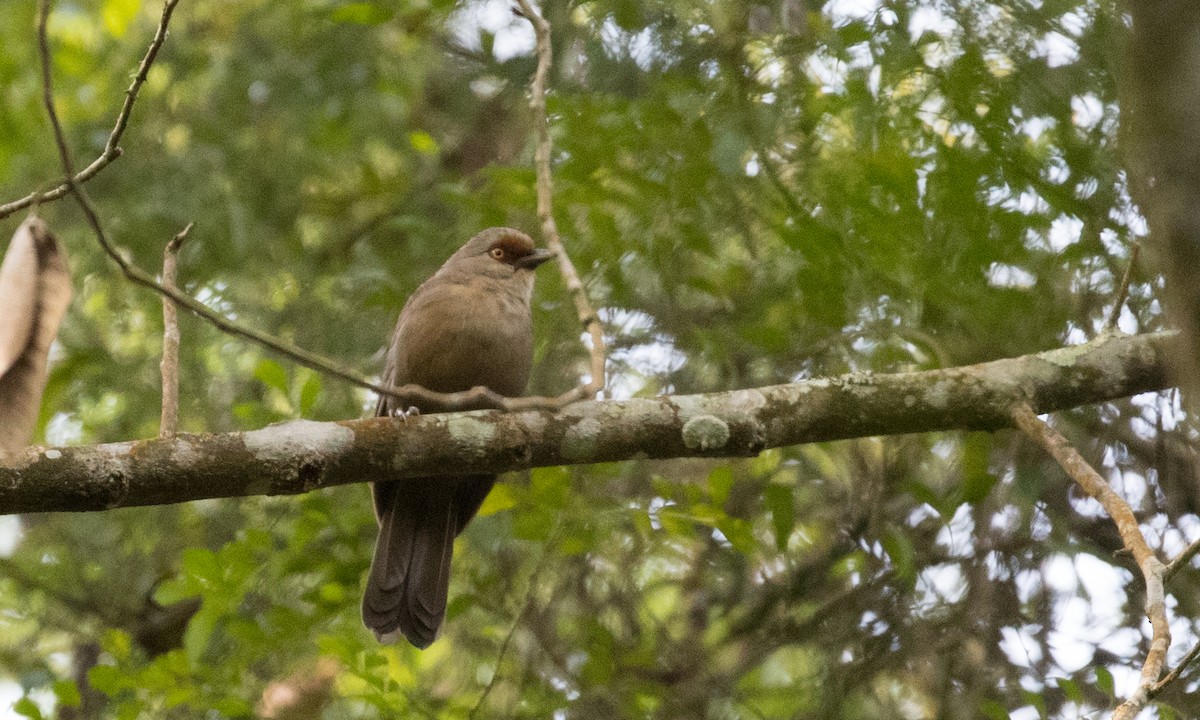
[[682, 414, 731, 451], [562, 418, 601, 462], [446, 416, 498, 457]]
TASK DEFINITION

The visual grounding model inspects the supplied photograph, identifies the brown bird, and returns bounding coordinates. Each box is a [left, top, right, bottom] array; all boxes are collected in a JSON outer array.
[[362, 227, 553, 647]]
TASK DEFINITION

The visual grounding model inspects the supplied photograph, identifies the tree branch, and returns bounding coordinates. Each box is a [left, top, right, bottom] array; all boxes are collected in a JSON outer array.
[[32, 3, 579, 415], [1165, 534, 1200, 583], [159, 223, 190, 437], [0, 0, 182, 220], [514, 0, 608, 403], [0, 331, 1173, 514], [1149, 636, 1200, 700], [1125, 1, 1200, 396], [1106, 242, 1140, 333], [31, 0, 594, 415], [1010, 403, 1170, 720]]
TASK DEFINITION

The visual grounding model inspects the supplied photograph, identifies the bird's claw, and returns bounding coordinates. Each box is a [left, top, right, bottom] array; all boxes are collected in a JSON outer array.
[[398, 406, 421, 423]]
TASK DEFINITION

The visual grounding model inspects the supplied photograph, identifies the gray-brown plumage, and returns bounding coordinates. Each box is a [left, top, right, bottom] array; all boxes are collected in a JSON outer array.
[[362, 227, 553, 648]]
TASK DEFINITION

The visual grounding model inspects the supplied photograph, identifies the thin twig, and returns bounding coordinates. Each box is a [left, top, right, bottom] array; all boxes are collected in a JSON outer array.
[[33, 1, 597, 413], [1105, 242, 1141, 332], [34, 0, 370, 399], [159, 223, 191, 437], [34, 0, 596, 413], [0, 0, 182, 220], [0, 556, 122, 626], [1010, 403, 1169, 720], [513, 0, 608, 402], [1148, 637, 1200, 698], [1164, 534, 1200, 583], [468, 522, 560, 719]]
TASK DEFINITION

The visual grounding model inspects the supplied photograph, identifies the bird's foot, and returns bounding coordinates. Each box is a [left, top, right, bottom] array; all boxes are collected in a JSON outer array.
[[397, 406, 421, 424]]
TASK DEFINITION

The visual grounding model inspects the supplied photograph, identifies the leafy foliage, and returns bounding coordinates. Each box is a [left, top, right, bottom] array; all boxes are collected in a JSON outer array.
[[0, 0, 1195, 718]]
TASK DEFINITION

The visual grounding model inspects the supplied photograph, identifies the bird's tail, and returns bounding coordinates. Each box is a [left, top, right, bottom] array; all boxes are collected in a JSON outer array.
[[362, 476, 494, 648]]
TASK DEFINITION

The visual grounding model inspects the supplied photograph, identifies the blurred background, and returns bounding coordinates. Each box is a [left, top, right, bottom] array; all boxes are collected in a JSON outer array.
[[0, 0, 1194, 717]]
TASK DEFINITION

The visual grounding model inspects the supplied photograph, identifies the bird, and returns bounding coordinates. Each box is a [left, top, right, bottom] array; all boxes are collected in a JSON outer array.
[[362, 227, 553, 648]]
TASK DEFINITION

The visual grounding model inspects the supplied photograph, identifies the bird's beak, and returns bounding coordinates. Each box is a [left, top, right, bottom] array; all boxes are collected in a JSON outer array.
[[516, 248, 556, 269]]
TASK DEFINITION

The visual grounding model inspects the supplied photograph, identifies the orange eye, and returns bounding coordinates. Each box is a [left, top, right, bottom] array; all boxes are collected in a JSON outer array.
[[490, 247, 505, 260]]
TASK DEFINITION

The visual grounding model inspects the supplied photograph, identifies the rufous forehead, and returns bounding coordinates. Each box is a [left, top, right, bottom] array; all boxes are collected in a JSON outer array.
[[490, 232, 535, 255]]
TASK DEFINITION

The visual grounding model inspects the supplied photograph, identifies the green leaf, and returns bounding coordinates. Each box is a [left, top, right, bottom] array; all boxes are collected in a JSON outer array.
[[87, 664, 125, 695], [214, 696, 254, 716], [319, 582, 346, 603], [1055, 677, 1083, 703], [1022, 689, 1048, 719], [531, 467, 570, 509], [977, 700, 1009, 720], [299, 372, 322, 415], [100, 629, 133, 663], [764, 484, 795, 552], [707, 465, 734, 507], [153, 577, 194, 606], [1094, 665, 1114, 698], [254, 359, 289, 394], [717, 517, 757, 555], [961, 433, 998, 504], [329, 2, 393, 24], [477, 482, 517, 517], [182, 547, 222, 583], [184, 607, 218, 661], [53, 679, 82, 708], [102, 0, 141, 38], [409, 131, 439, 155], [881, 528, 916, 584], [12, 697, 43, 720]]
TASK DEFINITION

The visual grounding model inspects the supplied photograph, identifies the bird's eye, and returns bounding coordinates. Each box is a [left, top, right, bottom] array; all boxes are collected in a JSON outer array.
[[490, 247, 505, 260]]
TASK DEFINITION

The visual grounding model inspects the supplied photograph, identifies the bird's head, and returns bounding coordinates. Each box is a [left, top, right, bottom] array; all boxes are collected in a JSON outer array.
[[443, 227, 555, 281]]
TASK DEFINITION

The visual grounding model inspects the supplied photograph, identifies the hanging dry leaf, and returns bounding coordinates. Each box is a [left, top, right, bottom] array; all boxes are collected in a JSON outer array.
[[0, 217, 72, 452]]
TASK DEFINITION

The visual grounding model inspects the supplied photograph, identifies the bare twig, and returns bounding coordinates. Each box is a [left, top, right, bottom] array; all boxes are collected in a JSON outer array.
[[1148, 637, 1200, 699], [1105, 243, 1141, 332], [35, 0, 371, 399], [468, 522, 560, 719], [1, 0, 182, 220], [33, 1, 600, 414], [1164, 534, 1200, 583], [514, 0, 608, 403], [33, 0, 604, 415], [159, 223, 191, 437], [0, 556, 121, 626], [1010, 403, 1169, 720]]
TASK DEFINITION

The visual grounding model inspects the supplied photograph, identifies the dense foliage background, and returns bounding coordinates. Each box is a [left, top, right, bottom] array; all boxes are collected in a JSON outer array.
[[0, 0, 1196, 717]]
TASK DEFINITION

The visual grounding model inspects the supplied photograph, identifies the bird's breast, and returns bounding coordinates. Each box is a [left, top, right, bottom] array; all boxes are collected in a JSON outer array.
[[393, 277, 534, 398]]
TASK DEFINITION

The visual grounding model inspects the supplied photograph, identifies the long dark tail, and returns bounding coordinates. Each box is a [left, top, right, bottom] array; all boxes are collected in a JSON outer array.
[[362, 475, 494, 648]]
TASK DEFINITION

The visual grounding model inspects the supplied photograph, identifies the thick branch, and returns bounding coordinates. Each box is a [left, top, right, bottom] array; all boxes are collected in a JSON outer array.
[[1125, 2, 1200, 396], [0, 331, 1173, 514]]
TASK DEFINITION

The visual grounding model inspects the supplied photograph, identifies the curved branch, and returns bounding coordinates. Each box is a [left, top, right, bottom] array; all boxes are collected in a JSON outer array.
[[0, 0, 182, 220], [32, 0, 592, 414], [514, 0, 608, 402], [0, 331, 1174, 514], [1010, 403, 1170, 720]]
